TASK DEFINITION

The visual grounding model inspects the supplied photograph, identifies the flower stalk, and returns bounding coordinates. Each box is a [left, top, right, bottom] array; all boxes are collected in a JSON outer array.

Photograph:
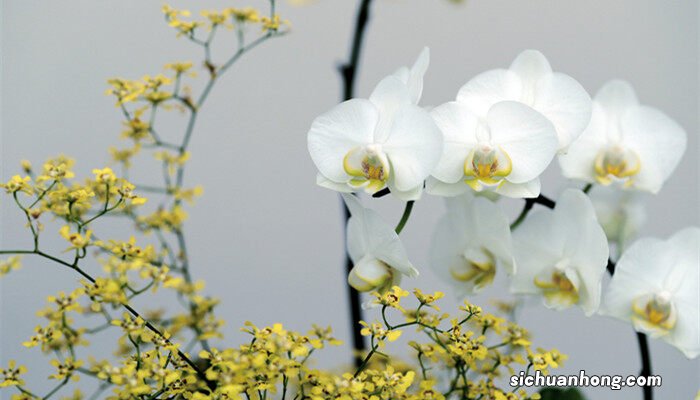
[[338, 0, 375, 366]]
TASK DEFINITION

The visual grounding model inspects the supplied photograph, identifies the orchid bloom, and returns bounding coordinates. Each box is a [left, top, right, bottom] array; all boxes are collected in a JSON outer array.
[[342, 194, 418, 293], [456, 50, 592, 152], [430, 193, 514, 296], [559, 80, 687, 193], [600, 227, 700, 359], [308, 48, 442, 200], [510, 189, 609, 315], [588, 185, 647, 255], [427, 100, 559, 198]]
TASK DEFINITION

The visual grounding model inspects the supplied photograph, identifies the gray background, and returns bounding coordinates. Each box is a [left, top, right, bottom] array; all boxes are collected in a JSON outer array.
[[1, 0, 698, 399]]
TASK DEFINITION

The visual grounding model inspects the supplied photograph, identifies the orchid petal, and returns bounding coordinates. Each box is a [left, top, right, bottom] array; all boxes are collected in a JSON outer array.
[[619, 105, 687, 193], [430, 101, 480, 183], [308, 99, 378, 182], [487, 101, 558, 184], [383, 105, 443, 192], [457, 69, 521, 118]]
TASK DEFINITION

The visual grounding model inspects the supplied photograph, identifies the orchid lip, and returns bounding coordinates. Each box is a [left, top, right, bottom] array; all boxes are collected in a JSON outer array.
[[631, 292, 677, 336], [449, 247, 496, 291], [462, 144, 513, 191], [343, 145, 390, 194], [594, 145, 641, 187], [533, 267, 580, 309]]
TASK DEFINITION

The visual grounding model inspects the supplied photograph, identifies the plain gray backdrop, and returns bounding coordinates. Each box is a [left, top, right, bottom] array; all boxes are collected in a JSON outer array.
[[1, 1, 699, 399]]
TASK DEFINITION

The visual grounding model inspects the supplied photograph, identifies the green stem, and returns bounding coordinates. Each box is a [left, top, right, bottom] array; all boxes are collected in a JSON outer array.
[[394, 201, 414, 234], [42, 377, 70, 400]]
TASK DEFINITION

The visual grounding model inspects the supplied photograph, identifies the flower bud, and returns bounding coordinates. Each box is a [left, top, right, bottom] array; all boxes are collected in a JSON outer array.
[[348, 256, 393, 292]]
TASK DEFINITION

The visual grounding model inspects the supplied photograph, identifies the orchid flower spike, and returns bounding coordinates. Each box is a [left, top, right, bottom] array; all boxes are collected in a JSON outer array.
[[342, 193, 418, 294], [510, 189, 609, 315], [457, 50, 592, 153], [559, 80, 687, 193], [308, 48, 442, 201], [600, 227, 700, 359], [430, 192, 514, 296]]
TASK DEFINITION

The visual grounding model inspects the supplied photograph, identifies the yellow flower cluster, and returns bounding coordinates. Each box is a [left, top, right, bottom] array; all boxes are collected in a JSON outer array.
[[163, 4, 288, 36], [1, 158, 146, 229]]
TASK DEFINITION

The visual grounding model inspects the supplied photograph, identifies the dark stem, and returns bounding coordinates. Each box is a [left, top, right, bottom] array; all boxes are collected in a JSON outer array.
[[372, 187, 391, 198], [338, 0, 374, 367], [509, 194, 555, 230], [342, 200, 366, 368], [340, 0, 373, 101], [636, 332, 653, 400]]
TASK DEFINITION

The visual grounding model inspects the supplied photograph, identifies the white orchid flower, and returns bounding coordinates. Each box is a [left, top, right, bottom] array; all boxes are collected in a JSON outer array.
[[588, 185, 647, 255], [427, 100, 559, 198], [430, 193, 514, 296], [559, 80, 687, 193], [599, 227, 700, 359], [342, 193, 418, 293], [456, 50, 592, 152], [308, 48, 442, 201], [510, 189, 609, 315]]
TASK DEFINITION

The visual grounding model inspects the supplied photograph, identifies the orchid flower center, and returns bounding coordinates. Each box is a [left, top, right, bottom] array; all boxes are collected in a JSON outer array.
[[449, 247, 496, 291], [631, 291, 676, 336], [534, 260, 580, 308], [347, 256, 393, 293], [463, 143, 512, 192], [594, 145, 641, 187], [343, 145, 390, 193]]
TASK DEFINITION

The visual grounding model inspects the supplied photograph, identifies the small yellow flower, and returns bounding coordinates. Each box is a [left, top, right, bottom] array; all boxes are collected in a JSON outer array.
[[59, 226, 92, 251], [0, 360, 26, 387], [106, 78, 145, 105], [121, 117, 150, 141], [22, 325, 62, 350], [20, 160, 32, 174], [261, 14, 289, 32], [117, 182, 148, 205], [49, 357, 83, 381], [413, 288, 444, 310], [165, 61, 195, 76], [0, 256, 22, 277], [226, 7, 260, 22], [371, 286, 409, 310], [92, 167, 117, 185], [110, 145, 141, 168], [1, 175, 33, 194], [359, 321, 402, 345]]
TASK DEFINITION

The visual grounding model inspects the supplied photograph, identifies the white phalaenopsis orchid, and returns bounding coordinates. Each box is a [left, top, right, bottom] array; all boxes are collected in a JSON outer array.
[[588, 185, 647, 255], [427, 100, 558, 198], [599, 227, 700, 359], [430, 193, 514, 296], [308, 48, 442, 200], [559, 80, 687, 193], [456, 50, 592, 152], [342, 193, 418, 293], [510, 189, 609, 315]]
